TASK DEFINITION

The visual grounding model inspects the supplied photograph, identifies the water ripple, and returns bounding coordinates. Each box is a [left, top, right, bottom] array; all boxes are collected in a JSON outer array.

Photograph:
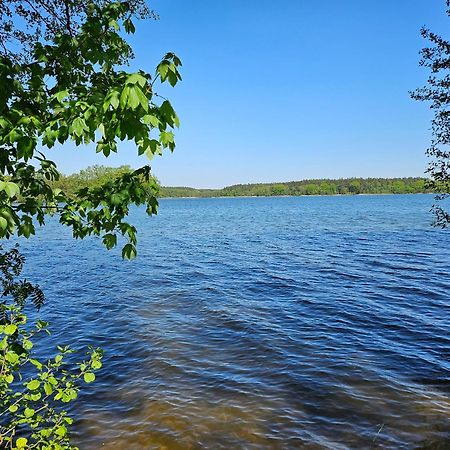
[[18, 194, 450, 449]]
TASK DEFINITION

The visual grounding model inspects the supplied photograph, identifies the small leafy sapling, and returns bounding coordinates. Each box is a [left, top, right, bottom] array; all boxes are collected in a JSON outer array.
[[0, 246, 103, 449]]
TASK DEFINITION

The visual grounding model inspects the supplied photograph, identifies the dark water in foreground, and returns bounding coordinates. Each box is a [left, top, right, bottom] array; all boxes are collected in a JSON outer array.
[[20, 194, 449, 449]]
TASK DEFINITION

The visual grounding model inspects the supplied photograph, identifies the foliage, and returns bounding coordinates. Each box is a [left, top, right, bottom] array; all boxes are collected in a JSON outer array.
[[0, 246, 103, 449], [0, 0, 155, 61], [411, 0, 450, 226], [0, 0, 181, 259], [0, 0, 181, 447], [155, 177, 430, 198]]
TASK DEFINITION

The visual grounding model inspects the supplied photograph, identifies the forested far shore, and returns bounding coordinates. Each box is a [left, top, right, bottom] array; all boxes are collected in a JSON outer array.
[[162, 177, 429, 197], [52, 166, 431, 198]]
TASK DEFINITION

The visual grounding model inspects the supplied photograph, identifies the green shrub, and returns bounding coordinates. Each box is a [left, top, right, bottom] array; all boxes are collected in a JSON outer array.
[[0, 246, 102, 449]]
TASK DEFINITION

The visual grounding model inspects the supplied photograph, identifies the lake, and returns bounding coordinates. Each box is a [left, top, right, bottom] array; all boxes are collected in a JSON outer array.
[[19, 194, 449, 449]]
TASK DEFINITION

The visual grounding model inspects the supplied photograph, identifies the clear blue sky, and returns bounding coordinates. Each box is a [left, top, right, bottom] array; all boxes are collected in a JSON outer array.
[[50, 0, 448, 188]]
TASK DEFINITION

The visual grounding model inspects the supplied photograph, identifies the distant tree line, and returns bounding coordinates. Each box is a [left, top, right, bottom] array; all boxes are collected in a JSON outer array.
[[54, 166, 431, 199], [217, 177, 429, 197]]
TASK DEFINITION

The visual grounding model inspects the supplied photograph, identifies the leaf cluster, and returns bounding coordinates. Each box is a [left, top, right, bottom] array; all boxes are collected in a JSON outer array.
[[0, 0, 156, 62], [0, 0, 182, 258], [411, 0, 450, 226], [0, 246, 103, 449]]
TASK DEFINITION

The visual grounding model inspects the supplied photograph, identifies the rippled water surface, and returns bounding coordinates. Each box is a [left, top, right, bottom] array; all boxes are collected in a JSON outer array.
[[20, 195, 449, 449]]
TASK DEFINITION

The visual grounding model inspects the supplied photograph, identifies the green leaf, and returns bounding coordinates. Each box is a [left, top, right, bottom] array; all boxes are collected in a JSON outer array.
[[4, 324, 17, 335], [4, 182, 20, 198], [157, 61, 170, 80], [9, 404, 18, 413], [126, 73, 147, 87], [44, 383, 53, 395], [144, 148, 154, 160], [17, 137, 36, 159], [167, 69, 179, 87], [124, 18, 136, 33], [41, 429, 52, 438], [29, 359, 43, 370], [173, 113, 180, 128], [120, 86, 131, 109], [111, 193, 123, 205], [142, 114, 159, 127], [121, 243, 137, 260], [16, 438, 28, 448], [148, 139, 161, 156], [24, 407, 35, 418], [18, 116, 31, 125], [18, 221, 35, 239], [30, 392, 42, 401], [160, 100, 177, 127], [54, 90, 69, 102], [109, 19, 119, 30], [43, 128, 58, 148], [127, 86, 141, 110], [5, 351, 19, 364], [0, 337, 7, 350], [26, 379, 41, 390], [102, 233, 117, 250], [160, 131, 174, 147], [91, 360, 102, 370], [56, 425, 68, 437], [83, 372, 96, 383], [23, 339, 33, 350], [67, 389, 77, 401], [103, 91, 120, 111], [72, 117, 88, 137], [135, 87, 149, 111], [173, 55, 182, 66]]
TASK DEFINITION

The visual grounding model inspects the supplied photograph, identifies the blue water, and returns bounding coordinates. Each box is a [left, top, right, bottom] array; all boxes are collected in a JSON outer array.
[[18, 194, 450, 449]]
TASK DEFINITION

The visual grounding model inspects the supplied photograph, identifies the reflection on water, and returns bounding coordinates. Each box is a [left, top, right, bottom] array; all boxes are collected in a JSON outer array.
[[19, 195, 450, 449]]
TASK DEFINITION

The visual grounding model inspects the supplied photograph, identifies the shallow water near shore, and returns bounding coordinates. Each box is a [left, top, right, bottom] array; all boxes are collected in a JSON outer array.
[[19, 194, 449, 449]]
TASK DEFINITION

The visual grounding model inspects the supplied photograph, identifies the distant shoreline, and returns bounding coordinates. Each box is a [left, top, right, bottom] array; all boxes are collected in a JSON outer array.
[[159, 177, 430, 199], [54, 169, 431, 199], [160, 192, 432, 200]]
